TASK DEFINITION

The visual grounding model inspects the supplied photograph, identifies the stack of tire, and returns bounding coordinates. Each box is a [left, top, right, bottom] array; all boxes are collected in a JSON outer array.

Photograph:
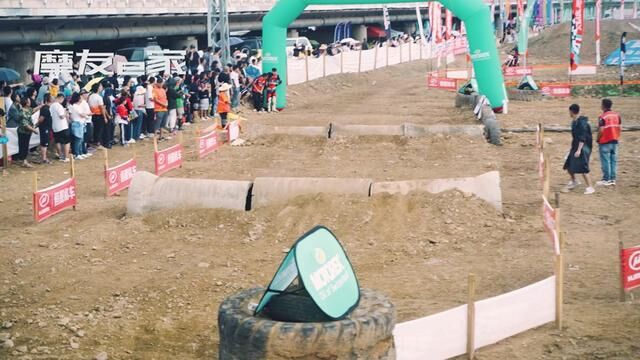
[[454, 93, 501, 146], [218, 288, 397, 359]]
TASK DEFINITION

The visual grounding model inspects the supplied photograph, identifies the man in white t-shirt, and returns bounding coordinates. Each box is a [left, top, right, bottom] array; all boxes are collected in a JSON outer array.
[[50, 94, 71, 162], [145, 77, 156, 137]]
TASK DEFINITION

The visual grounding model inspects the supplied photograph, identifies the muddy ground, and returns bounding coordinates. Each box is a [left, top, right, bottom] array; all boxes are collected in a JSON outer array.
[[1, 21, 640, 360]]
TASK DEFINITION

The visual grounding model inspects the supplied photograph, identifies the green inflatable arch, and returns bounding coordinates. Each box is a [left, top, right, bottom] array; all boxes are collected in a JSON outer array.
[[262, 0, 507, 110]]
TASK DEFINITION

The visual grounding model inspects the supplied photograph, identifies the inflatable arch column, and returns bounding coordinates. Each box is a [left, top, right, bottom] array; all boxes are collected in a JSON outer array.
[[262, 0, 507, 111]]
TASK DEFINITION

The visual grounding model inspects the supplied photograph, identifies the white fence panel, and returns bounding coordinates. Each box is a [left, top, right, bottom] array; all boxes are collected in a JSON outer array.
[[308, 56, 324, 80], [325, 54, 342, 76], [286, 58, 306, 85], [360, 49, 376, 72], [388, 46, 401, 65], [411, 43, 422, 60], [375, 45, 387, 68], [401, 43, 411, 62], [474, 276, 556, 349], [394, 305, 468, 360], [342, 51, 360, 73]]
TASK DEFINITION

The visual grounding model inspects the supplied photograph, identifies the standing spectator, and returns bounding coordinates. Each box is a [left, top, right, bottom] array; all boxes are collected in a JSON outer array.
[[78, 89, 93, 157], [166, 78, 179, 133], [210, 68, 220, 118], [88, 83, 109, 149], [51, 94, 71, 162], [102, 82, 116, 147], [211, 47, 222, 70], [203, 47, 213, 72], [186, 45, 200, 75], [174, 77, 186, 129], [563, 104, 595, 194], [114, 90, 133, 146], [68, 92, 88, 159], [198, 81, 211, 121], [37, 94, 53, 164], [5, 92, 19, 128], [264, 68, 282, 112], [596, 98, 622, 186], [16, 98, 40, 168], [3, 86, 13, 120], [246, 58, 261, 80], [153, 79, 169, 140], [252, 74, 266, 112], [217, 83, 231, 128], [145, 77, 156, 138], [133, 85, 147, 140], [26, 68, 42, 88], [36, 77, 49, 105], [49, 78, 60, 98], [230, 65, 241, 110]]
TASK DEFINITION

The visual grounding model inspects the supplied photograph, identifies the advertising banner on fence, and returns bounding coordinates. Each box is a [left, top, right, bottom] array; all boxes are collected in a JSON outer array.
[[33, 178, 77, 222], [105, 158, 137, 196], [504, 66, 534, 77], [621, 244, 640, 291], [541, 84, 572, 97], [427, 75, 458, 90], [198, 131, 219, 158], [542, 196, 560, 255], [570, 0, 585, 70], [154, 144, 183, 176]]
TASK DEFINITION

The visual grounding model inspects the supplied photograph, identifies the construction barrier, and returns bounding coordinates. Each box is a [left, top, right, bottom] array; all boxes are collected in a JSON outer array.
[[32, 160, 77, 223], [426, 74, 459, 91], [154, 138, 183, 176], [503, 66, 534, 77], [620, 236, 640, 301], [103, 150, 137, 197], [197, 130, 220, 159]]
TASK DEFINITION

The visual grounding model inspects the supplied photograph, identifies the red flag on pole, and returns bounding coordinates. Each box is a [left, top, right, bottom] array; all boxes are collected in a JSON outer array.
[[596, 0, 602, 65], [445, 9, 452, 40], [570, 0, 585, 71]]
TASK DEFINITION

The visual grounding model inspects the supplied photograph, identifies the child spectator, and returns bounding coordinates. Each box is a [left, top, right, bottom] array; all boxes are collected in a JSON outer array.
[[217, 82, 231, 128]]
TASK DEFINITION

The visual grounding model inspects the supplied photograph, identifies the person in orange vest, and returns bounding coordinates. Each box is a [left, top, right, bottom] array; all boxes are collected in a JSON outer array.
[[596, 98, 622, 186], [251, 74, 266, 112]]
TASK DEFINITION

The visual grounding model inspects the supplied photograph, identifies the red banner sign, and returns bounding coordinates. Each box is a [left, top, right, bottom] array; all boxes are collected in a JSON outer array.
[[227, 121, 240, 143], [542, 196, 560, 255], [427, 75, 458, 91], [198, 131, 219, 158], [541, 84, 572, 97], [621, 245, 640, 291], [33, 178, 77, 222], [154, 143, 183, 176], [570, 0, 585, 70], [105, 158, 137, 196], [504, 66, 534, 77]]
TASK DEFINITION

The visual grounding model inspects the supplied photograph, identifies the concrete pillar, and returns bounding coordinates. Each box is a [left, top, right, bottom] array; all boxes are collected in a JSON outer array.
[[287, 29, 299, 38], [2, 47, 35, 83], [169, 36, 198, 51], [353, 24, 367, 43]]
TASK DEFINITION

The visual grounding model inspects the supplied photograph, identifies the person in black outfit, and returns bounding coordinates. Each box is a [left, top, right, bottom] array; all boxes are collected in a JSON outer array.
[[563, 104, 595, 194], [37, 94, 53, 164], [186, 45, 200, 76]]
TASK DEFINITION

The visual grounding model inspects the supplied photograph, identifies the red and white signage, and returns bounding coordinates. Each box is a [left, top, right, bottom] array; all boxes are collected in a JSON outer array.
[[541, 84, 572, 97], [503, 66, 533, 77], [427, 75, 458, 91], [621, 244, 640, 291], [154, 143, 183, 176], [542, 196, 560, 255], [33, 178, 77, 223], [198, 131, 219, 158], [105, 158, 137, 196], [227, 121, 240, 143]]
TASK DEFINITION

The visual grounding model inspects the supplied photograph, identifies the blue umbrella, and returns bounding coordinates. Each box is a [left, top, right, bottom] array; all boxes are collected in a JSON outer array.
[[0, 67, 20, 82]]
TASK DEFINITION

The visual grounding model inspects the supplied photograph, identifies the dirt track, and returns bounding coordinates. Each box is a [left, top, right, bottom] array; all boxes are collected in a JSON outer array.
[[1, 22, 640, 360]]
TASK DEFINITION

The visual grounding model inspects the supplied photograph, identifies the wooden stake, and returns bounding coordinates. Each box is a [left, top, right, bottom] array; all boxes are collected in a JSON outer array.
[[374, 45, 378, 69], [467, 273, 476, 360], [70, 156, 75, 179], [540, 123, 546, 151], [619, 232, 627, 302], [103, 148, 109, 198], [153, 136, 158, 153], [555, 233, 565, 330], [33, 171, 38, 219], [543, 151, 550, 199]]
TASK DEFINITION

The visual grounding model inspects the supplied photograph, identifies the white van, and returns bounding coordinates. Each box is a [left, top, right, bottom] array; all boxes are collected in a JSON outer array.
[[286, 37, 313, 56]]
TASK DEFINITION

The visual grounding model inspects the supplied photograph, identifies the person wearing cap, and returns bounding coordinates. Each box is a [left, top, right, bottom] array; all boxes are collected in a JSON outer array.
[[217, 82, 231, 128]]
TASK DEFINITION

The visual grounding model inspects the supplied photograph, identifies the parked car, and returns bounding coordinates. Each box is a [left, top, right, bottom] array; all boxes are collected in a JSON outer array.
[[286, 37, 313, 56], [116, 44, 163, 62], [230, 37, 262, 56]]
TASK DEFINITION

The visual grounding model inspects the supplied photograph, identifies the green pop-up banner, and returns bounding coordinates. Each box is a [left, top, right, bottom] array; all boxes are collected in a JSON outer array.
[[255, 226, 360, 320], [262, 0, 507, 110]]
